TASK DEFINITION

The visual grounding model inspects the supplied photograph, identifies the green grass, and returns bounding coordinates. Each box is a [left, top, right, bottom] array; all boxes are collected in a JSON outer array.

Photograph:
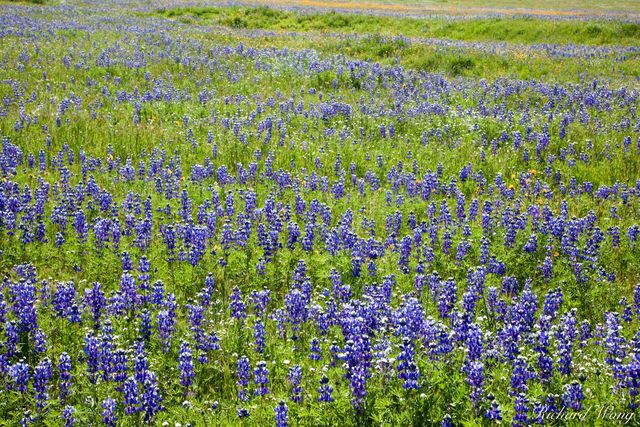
[[238, 0, 640, 14], [1, 3, 640, 425], [5, 0, 46, 4], [150, 5, 640, 46], [145, 6, 640, 82], [129, 14, 640, 83]]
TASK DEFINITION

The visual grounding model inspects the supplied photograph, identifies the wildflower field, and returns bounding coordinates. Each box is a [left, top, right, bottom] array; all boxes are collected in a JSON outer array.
[[1, 0, 640, 425]]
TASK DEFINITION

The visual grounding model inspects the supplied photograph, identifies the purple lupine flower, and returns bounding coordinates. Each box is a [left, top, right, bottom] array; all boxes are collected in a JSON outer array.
[[84, 331, 100, 383], [318, 375, 334, 402], [463, 360, 484, 411], [398, 235, 412, 273], [237, 356, 251, 401], [254, 319, 266, 354], [562, 381, 585, 411], [200, 274, 216, 307], [539, 254, 553, 281], [230, 286, 247, 321], [142, 371, 163, 421], [10, 275, 39, 332], [99, 321, 115, 381], [157, 307, 176, 352], [309, 338, 323, 361], [620, 297, 634, 322], [542, 287, 563, 321], [254, 360, 270, 396], [250, 288, 271, 317], [397, 337, 420, 390], [455, 239, 471, 263], [479, 237, 490, 264], [513, 393, 531, 427], [73, 210, 88, 242], [58, 353, 72, 405], [523, 234, 537, 253], [34, 357, 53, 411], [139, 310, 152, 342], [10, 361, 30, 394], [347, 362, 368, 409], [62, 405, 75, 427], [485, 396, 502, 421], [102, 397, 117, 426], [466, 323, 483, 363], [133, 345, 149, 384], [510, 356, 536, 396], [112, 348, 128, 391], [119, 272, 138, 312], [84, 282, 106, 328], [123, 376, 140, 414], [536, 329, 554, 383], [626, 360, 640, 409], [274, 401, 289, 427], [137, 256, 151, 304], [442, 230, 452, 255], [151, 281, 165, 306], [186, 303, 205, 350], [579, 320, 592, 348], [608, 226, 620, 248], [5, 321, 19, 358], [256, 258, 267, 275], [604, 312, 627, 382], [31, 328, 47, 355], [634, 283, 640, 320], [288, 365, 303, 403], [179, 341, 194, 395], [285, 288, 308, 338], [438, 278, 456, 319], [556, 310, 577, 376]]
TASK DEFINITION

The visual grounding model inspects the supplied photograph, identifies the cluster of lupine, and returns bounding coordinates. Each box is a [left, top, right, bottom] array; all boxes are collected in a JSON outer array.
[[0, 2, 639, 426]]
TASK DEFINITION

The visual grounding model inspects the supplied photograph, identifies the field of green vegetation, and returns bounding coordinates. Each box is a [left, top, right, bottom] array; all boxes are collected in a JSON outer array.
[[151, 5, 640, 45], [238, 0, 640, 14], [0, 1, 639, 426], [142, 6, 640, 82]]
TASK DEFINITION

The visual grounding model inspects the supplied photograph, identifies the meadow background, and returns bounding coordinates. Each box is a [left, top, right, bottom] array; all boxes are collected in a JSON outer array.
[[0, 0, 639, 425]]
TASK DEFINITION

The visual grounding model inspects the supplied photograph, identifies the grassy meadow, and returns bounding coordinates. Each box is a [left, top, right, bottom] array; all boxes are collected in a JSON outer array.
[[0, 1, 639, 426]]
